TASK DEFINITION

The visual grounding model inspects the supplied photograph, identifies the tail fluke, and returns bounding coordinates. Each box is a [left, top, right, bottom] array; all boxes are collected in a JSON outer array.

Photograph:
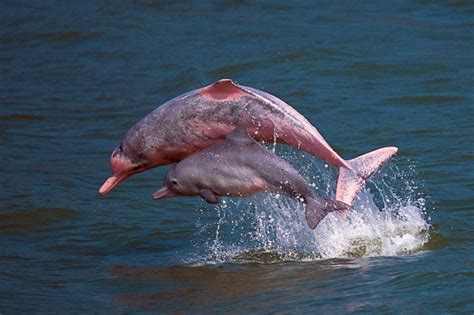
[[336, 147, 398, 206], [304, 197, 350, 229]]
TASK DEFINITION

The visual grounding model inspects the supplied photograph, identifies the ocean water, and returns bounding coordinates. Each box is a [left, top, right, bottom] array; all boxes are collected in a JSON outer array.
[[1, 1, 473, 313]]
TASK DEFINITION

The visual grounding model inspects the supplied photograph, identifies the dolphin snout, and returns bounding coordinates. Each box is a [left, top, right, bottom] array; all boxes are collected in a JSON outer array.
[[152, 186, 179, 200]]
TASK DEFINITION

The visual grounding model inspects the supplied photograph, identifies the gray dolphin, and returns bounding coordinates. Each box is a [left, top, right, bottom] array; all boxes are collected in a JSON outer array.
[[152, 127, 350, 229]]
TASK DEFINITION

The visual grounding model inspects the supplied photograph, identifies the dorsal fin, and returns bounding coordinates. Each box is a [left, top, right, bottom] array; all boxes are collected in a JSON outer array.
[[199, 79, 247, 100], [226, 126, 257, 144]]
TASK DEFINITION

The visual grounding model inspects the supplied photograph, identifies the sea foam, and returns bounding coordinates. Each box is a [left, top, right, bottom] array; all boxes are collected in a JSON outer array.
[[188, 151, 430, 265]]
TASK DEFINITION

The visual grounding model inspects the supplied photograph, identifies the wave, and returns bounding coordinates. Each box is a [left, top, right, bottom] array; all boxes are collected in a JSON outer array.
[[185, 152, 430, 265]]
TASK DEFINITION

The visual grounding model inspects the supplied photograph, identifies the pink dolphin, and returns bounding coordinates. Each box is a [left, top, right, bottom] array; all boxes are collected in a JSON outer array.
[[99, 79, 397, 205]]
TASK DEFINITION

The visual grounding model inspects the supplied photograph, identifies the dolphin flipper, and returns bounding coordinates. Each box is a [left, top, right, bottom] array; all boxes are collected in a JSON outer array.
[[336, 147, 398, 206], [304, 197, 350, 229], [199, 189, 219, 204]]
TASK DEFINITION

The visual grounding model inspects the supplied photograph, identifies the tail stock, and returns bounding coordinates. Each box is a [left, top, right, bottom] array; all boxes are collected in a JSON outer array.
[[336, 147, 398, 206]]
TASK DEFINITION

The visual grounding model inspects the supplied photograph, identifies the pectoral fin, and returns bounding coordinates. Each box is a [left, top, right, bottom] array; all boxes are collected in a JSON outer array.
[[199, 189, 219, 204]]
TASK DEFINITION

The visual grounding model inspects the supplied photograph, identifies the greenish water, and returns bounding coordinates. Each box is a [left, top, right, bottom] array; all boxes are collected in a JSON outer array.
[[1, 1, 473, 313]]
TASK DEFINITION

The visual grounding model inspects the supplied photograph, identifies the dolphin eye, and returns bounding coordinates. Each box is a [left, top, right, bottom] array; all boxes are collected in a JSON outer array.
[[171, 179, 178, 186]]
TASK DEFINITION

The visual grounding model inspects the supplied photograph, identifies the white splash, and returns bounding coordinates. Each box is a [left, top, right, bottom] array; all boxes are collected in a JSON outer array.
[[189, 152, 430, 265]]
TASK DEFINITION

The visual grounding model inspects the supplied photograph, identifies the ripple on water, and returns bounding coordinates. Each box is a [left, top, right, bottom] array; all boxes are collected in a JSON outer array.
[[185, 154, 431, 265], [0, 206, 80, 234], [385, 95, 468, 106]]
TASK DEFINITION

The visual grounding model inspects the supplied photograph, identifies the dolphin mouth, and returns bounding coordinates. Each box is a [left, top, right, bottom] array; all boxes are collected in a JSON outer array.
[[152, 187, 178, 200], [99, 173, 130, 196]]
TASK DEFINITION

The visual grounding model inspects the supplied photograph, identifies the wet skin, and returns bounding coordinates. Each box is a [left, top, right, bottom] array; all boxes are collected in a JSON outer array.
[[152, 128, 349, 229], [100, 79, 397, 206], [100, 79, 351, 195]]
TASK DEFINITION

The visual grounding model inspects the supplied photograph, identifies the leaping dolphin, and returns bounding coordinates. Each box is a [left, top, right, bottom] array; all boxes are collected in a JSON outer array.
[[152, 127, 350, 229], [99, 79, 397, 205]]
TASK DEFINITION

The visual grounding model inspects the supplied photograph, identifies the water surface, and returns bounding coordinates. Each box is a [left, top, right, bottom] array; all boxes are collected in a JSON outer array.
[[1, 1, 473, 312]]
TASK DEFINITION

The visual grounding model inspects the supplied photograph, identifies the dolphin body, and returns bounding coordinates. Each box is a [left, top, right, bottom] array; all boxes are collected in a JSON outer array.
[[153, 128, 350, 229], [100, 79, 397, 206]]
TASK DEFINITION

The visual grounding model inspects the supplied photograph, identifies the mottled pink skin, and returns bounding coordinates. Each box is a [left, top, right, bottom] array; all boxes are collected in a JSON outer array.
[[99, 79, 350, 195]]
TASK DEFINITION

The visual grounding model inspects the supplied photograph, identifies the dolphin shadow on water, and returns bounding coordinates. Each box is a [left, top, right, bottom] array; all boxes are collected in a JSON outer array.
[[152, 127, 349, 229], [99, 79, 398, 226]]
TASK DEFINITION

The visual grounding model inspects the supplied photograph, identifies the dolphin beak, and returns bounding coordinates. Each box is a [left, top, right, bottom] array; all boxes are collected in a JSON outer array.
[[152, 186, 178, 200], [99, 173, 130, 196]]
